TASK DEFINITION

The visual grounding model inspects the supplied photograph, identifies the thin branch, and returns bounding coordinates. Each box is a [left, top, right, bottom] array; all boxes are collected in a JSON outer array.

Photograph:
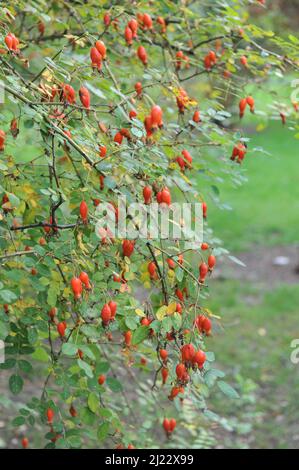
[[146, 242, 168, 304], [0, 250, 37, 261], [10, 222, 81, 231]]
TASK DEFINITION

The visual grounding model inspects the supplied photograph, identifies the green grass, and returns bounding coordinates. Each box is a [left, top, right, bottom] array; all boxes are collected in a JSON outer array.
[[199, 76, 299, 447], [209, 121, 299, 252], [206, 74, 299, 252], [206, 280, 299, 448]]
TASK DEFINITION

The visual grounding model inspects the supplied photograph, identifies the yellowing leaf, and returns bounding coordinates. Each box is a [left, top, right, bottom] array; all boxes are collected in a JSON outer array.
[[202, 307, 221, 319], [167, 269, 175, 279], [77, 232, 89, 255], [156, 305, 168, 321], [135, 309, 145, 317], [181, 173, 192, 185], [167, 302, 177, 315]]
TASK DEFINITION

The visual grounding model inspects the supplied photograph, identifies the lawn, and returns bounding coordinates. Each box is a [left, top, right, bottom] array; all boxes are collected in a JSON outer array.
[[201, 89, 299, 447], [208, 82, 299, 252], [207, 279, 299, 448]]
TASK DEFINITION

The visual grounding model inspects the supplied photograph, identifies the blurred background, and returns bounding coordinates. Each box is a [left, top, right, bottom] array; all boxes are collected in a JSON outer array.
[[200, 0, 299, 449]]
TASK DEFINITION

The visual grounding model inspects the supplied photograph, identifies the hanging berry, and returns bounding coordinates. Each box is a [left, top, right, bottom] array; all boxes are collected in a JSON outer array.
[[137, 46, 147, 65], [246, 96, 255, 113], [79, 86, 90, 111], [194, 315, 212, 335], [192, 349, 206, 368], [122, 239, 135, 258], [128, 19, 138, 38], [161, 367, 169, 384], [63, 84, 76, 104], [239, 98, 247, 118], [10, 118, 19, 138], [160, 188, 171, 206], [240, 55, 248, 67], [135, 82, 142, 97], [181, 343, 195, 363], [114, 132, 123, 145], [108, 300, 117, 320], [79, 271, 91, 290], [192, 110, 201, 123], [21, 437, 29, 449], [79, 200, 88, 224], [46, 408, 55, 424], [101, 303, 112, 325], [199, 262, 208, 283], [125, 26, 133, 46], [71, 277, 83, 300], [148, 261, 157, 279], [69, 405, 77, 417], [157, 16, 167, 33], [124, 330, 132, 347], [95, 40, 106, 60], [99, 145, 107, 158], [202, 202, 207, 219], [103, 13, 111, 26], [90, 47, 102, 69], [98, 374, 106, 385], [0, 130, 6, 151], [129, 109, 137, 119], [57, 322, 66, 338], [142, 13, 153, 30], [159, 349, 168, 362], [150, 105, 163, 128], [182, 149, 192, 168]]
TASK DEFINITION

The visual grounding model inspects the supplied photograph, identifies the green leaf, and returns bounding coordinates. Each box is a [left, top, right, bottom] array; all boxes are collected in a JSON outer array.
[[12, 416, 26, 426], [80, 407, 96, 426], [172, 312, 182, 330], [0, 320, 8, 340], [87, 392, 99, 413], [31, 347, 49, 362], [68, 435, 82, 448], [47, 283, 59, 306], [0, 358, 16, 369], [99, 408, 112, 419], [97, 422, 109, 441], [205, 351, 215, 362], [175, 267, 184, 283], [0, 290, 17, 303], [77, 359, 93, 378], [132, 325, 149, 345], [9, 374, 23, 395], [228, 255, 246, 267], [217, 381, 239, 399], [19, 408, 30, 416], [96, 362, 110, 374], [161, 316, 172, 333], [125, 316, 138, 330], [106, 377, 123, 393], [62, 343, 78, 356], [79, 345, 96, 361], [204, 368, 225, 388], [18, 360, 33, 373], [27, 327, 38, 345]]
